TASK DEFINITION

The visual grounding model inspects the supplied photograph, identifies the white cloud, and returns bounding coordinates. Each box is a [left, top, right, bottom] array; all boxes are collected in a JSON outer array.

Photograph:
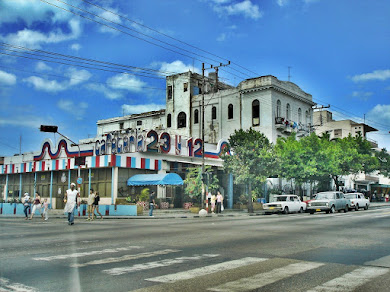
[[351, 91, 373, 101], [86, 83, 123, 100], [121, 104, 165, 115], [303, 0, 320, 3], [367, 104, 390, 124], [107, 74, 147, 92], [57, 99, 88, 120], [0, 70, 16, 86], [217, 33, 227, 42], [35, 62, 52, 72], [351, 69, 390, 82], [23, 76, 67, 93], [212, 0, 263, 20], [0, 18, 82, 49], [365, 104, 390, 150], [154, 60, 200, 74], [0, 114, 49, 129], [65, 68, 92, 86], [276, 0, 289, 7], [70, 43, 82, 51]]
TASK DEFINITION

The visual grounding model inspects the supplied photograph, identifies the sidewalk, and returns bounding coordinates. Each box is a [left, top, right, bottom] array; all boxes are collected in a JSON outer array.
[[2, 202, 389, 220]]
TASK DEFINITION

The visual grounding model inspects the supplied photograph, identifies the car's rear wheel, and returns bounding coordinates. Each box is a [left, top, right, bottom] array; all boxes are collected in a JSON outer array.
[[309, 211, 315, 214], [364, 204, 369, 210], [299, 207, 304, 213], [283, 207, 289, 214], [344, 205, 348, 213], [355, 204, 359, 211], [329, 205, 335, 213]]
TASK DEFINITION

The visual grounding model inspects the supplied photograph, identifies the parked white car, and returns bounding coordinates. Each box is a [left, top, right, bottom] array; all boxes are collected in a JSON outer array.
[[263, 195, 306, 214], [345, 193, 370, 211]]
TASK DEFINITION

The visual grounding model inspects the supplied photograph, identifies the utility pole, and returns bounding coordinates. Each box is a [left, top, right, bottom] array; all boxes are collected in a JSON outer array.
[[211, 61, 231, 92]]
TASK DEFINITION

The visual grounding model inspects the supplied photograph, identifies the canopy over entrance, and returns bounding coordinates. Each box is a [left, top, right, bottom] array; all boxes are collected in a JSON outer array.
[[127, 173, 183, 186]]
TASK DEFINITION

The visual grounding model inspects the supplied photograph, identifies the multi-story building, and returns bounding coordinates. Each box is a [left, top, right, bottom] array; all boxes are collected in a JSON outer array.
[[98, 71, 316, 144]]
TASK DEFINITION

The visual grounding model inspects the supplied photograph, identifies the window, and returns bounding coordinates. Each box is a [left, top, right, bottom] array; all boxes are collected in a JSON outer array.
[[194, 109, 199, 124], [298, 108, 302, 123], [252, 99, 260, 126], [276, 100, 281, 117], [212, 106, 217, 120], [137, 120, 142, 126], [167, 114, 171, 128], [228, 104, 233, 120], [286, 103, 291, 120], [119, 122, 124, 130], [167, 85, 173, 100], [177, 112, 186, 128], [183, 83, 188, 92]]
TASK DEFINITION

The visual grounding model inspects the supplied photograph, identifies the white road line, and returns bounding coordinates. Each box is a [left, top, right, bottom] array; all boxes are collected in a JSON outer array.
[[146, 257, 269, 283], [33, 246, 142, 261], [306, 266, 389, 292], [0, 277, 38, 292], [102, 254, 219, 276], [365, 255, 390, 268], [71, 249, 181, 268], [208, 261, 324, 292]]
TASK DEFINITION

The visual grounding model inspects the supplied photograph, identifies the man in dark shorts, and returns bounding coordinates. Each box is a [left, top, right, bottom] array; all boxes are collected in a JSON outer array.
[[149, 191, 156, 217]]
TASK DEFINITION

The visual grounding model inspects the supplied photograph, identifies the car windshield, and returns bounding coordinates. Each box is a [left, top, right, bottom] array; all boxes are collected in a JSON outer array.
[[316, 193, 335, 200], [276, 196, 288, 201], [345, 194, 356, 199]]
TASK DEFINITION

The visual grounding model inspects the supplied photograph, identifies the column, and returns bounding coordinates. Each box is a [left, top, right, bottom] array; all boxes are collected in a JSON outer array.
[[50, 170, 53, 208], [88, 168, 91, 193], [5, 174, 9, 201], [19, 173, 22, 200], [228, 173, 233, 209]]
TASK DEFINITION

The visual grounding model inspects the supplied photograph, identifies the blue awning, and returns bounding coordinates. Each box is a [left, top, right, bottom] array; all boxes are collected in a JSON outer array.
[[127, 173, 183, 186]]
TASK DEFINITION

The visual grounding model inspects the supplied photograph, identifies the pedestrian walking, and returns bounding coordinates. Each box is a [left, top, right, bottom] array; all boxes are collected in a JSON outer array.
[[149, 191, 156, 216], [216, 191, 223, 214], [64, 183, 80, 225], [92, 191, 103, 220], [30, 192, 43, 220], [42, 198, 49, 221], [23, 193, 31, 220], [87, 189, 95, 221], [207, 191, 211, 213], [211, 193, 216, 214]]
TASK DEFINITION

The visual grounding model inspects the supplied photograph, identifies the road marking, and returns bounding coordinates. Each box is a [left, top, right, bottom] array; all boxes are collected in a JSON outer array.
[[146, 257, 269, 283], [0, 277, 38, 292], [102, 254, 219, 276], [306, 266, 389, 292], [33, 246, 142, 261], [365, 255, 390, 268], [71, 249, 181, 268], [208, 261, 324, 292]]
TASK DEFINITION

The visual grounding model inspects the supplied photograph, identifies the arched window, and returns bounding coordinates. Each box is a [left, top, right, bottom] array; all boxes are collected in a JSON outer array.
[[194, 109, 199, 124], [212, 106, 217, 120], [228, 104, 233, 120], [177, 112, 186, 128], [298, 108, 302, 124], [276, 100, 281, 117], [167, 114, 171, 128], [286, 103, 291, 120], [252, 99, 260, 126]]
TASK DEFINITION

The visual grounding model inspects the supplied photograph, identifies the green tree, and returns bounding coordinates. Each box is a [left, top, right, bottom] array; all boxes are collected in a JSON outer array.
[[222, 128, 277, 212], [183, 166, 219, 203], [375, 148, 390, 177]]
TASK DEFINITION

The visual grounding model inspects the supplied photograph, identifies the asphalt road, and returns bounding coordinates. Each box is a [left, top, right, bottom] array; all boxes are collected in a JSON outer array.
[[1, 207, 390, 292]]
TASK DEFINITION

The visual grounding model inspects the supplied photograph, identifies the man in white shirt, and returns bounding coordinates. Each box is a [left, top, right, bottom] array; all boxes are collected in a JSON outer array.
[[64, 183, 80, 225]]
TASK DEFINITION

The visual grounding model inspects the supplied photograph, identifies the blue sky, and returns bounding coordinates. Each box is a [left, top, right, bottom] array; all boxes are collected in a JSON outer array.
[[0, 0, 389, 157]]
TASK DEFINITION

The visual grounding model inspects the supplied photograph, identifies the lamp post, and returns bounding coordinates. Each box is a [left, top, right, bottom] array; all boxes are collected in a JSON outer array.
[[40, 125, 82, 186]]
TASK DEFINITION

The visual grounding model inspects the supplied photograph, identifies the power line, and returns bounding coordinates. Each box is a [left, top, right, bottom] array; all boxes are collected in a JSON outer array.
[[78, 0, 259, 77]]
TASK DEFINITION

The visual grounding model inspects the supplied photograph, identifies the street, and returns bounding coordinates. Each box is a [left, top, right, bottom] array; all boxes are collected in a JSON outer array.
[[1, 207, 390, 292]]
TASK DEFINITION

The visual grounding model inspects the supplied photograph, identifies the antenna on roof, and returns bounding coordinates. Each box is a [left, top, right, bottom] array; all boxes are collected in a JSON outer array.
[[288, 66, 292, 82]]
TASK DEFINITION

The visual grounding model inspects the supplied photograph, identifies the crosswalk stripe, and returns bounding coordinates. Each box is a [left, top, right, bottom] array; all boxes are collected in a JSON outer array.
[[71, 249, 181, 268], [0, 277, 38, 292], [33, 246, 142, 261], [102, 254, 219, 276], [365, 255, 390, 268], [306, 266, 389, 292], [146, 257, 269, 283], [208, 261, 324, 292]]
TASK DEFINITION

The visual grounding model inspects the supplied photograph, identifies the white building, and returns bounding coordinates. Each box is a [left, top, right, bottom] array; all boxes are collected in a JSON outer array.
[[98, 71, 316, 144]]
